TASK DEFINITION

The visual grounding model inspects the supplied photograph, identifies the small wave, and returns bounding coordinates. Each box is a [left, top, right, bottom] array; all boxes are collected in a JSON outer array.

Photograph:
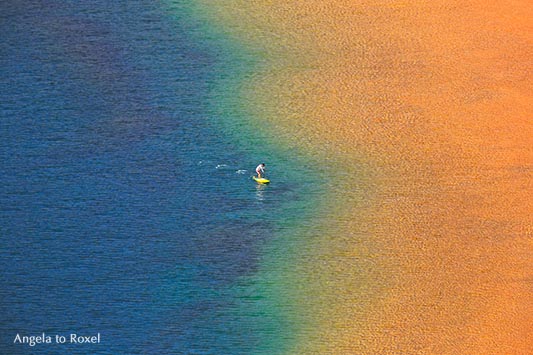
[[215, 164, 228, 169], [236, 169, 247, 174]]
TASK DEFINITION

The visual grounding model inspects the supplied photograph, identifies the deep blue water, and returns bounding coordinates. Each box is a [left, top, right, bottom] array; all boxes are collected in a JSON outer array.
[[0, 1, 313, 354]]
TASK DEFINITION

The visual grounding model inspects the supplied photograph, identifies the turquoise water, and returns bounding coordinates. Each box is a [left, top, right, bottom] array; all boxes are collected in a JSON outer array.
[[0, 1, 323, 354]]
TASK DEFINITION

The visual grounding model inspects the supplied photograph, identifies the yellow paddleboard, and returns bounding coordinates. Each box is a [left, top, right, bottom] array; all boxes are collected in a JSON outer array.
[[253, 176, 270, 184]]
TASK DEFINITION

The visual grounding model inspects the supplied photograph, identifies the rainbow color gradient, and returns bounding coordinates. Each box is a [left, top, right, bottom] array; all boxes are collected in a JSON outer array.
[[190, 1, 533, 353]]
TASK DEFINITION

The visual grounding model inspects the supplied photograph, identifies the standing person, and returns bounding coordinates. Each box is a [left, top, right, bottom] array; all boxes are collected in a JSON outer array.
[[255, 163, 266, 178]]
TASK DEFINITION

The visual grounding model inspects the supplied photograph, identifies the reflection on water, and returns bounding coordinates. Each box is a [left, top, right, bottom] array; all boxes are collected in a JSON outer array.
[[255, 182, 267, 201]]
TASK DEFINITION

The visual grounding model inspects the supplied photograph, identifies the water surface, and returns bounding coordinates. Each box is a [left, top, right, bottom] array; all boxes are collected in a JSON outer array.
[[1, 2, 323, 354]]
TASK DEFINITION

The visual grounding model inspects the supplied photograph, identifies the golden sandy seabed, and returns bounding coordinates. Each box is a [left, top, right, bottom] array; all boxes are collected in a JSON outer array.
[[199, 1, 533, 354]]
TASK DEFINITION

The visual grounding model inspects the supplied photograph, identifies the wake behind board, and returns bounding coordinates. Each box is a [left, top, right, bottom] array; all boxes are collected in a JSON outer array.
[[253, 176, 270, 184]]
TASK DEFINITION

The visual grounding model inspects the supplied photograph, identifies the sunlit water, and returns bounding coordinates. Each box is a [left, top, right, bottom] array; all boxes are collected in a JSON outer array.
[[0, 2, 324, 354], [192, 1, 533, 354]]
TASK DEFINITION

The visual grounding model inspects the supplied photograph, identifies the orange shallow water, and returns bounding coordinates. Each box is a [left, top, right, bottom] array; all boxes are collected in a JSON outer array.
[[200, 1, 533, 353]]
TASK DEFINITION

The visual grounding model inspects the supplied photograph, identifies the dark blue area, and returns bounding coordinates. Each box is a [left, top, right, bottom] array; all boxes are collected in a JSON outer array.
[[0, 1, 291, 354]]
